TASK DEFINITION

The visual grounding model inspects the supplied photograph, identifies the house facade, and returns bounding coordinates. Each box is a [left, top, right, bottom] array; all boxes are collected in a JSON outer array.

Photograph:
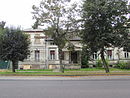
[[19, 28, 130, 69], [19, 28, 82, 69], [89, 47, 130, 67]]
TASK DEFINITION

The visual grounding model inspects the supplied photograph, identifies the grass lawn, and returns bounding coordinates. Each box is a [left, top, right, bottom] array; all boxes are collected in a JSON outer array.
[[0, 68, 129, 76], [16, 69, 53, 72], [16, 68, 130, 72], [0, 71, 130, 76]]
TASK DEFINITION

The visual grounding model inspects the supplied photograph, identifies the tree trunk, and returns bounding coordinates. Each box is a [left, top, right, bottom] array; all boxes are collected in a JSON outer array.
[[101, 49, 110, 73], [117, 49, 120, 64], [69, 51, 71, 63], [12, 60, 17, 72], [59, 48, 64, 73]]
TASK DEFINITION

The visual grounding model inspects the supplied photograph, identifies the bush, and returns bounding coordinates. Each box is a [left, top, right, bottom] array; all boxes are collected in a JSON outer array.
[[96, 59, 110, 68], [116, 61, 128, 69], [96, 59, 102, 68], [81, 56, 89, 68]]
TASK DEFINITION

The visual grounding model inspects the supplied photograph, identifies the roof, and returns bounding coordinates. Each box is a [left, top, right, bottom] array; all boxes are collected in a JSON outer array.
[[23, 28, 43, 32], [46, 36, 81, 41]]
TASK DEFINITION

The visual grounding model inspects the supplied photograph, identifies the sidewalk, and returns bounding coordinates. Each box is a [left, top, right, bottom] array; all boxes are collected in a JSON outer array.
[[1, 72, 130, 77], [0, 75, 130, 80]]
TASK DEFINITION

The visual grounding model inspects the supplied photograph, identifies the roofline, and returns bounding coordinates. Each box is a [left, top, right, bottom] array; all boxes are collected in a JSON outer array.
[[45, 39, 81, 41], [23, 31, 43, 33]]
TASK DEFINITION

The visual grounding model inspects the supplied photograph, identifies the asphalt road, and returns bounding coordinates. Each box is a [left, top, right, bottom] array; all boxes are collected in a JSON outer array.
[[0, 76, 130, 98]]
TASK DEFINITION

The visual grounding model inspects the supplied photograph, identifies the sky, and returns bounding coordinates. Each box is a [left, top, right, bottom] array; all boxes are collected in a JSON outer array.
[[0, 0, 41, 29], [0, 0, 129, 29]]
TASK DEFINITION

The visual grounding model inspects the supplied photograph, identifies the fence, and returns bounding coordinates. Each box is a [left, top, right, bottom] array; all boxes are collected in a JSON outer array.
[[0, 61, 10, 69]]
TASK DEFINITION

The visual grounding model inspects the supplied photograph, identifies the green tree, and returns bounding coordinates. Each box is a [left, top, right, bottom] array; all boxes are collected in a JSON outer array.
[[0, 21, 6, 35], [81, 0, 130, 73], [81, 46, 90, 68], [0, 27, 30, 72], [32, 19, 39, 29], [32, 0, 80, 72], [0, 21, 6, 29]]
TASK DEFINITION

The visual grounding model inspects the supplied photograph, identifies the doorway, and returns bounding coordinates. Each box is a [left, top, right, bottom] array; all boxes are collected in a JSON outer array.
[[71, 51, 78, 63]]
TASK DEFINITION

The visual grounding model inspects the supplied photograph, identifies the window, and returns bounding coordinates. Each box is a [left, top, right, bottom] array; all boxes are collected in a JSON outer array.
[[35, 50, 40, 61], [61, 51, 64, 60], [107, 50, 112, 59], [34, 34, 41, 44], [50, 50, 55, 60], [50, 42, 55, 45], [124, 52, 129, 58], [92, 52, 98, 60]]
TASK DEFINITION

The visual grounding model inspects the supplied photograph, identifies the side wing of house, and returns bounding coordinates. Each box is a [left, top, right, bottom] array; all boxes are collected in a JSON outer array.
[[89, 47, 130, 67]]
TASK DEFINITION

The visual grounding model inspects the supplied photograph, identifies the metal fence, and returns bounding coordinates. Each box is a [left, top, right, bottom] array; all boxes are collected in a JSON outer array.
[[0, 61, 10, 69]]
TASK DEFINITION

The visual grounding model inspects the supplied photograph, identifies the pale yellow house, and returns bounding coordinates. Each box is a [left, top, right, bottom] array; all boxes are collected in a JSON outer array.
[[19, 28, 130, 69], [19, 28, 82, 69]]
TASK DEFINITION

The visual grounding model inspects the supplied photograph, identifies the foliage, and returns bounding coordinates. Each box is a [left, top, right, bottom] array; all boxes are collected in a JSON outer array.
[[81, 46, 89, 68], [32, 19, 39, 29], [96, 59, 102, 68], [81, 0, 130, 73], [0, 21, 6, 29], [81, 56, 89, 68], [32, 0, 80, 72], [0, 27, 30, 72], [66, 42, 75, 52], [116, 61, 128, 69], [32, 0, 80, 48]]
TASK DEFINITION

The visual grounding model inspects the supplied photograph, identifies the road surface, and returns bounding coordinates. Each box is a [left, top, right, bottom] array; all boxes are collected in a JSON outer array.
[[0, 76, 130, 98]]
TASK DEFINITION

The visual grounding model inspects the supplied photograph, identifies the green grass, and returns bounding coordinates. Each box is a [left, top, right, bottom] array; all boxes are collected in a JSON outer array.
[[16, 68, 130, 72], [0, 72, 89, 76], [65, 68, 105, 71], [65, 68, 130, 71], [16, 68, 105, 72], [16, 69, 52, 71], [0, 68, 130, 76], [0, 71, 130, 76]]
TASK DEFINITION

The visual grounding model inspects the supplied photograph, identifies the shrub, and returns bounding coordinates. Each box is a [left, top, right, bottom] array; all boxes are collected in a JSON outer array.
[[96, 59, 110, 68], [116, 61, 128, 69], [81, 56, 89, 68], [96, 59, 102, 68]]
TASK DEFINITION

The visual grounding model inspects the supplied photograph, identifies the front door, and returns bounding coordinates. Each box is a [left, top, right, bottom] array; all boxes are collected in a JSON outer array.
[[71, 51, 78, 63]]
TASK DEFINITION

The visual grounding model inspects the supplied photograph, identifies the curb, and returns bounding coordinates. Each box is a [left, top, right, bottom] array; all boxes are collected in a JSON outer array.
[[1, 74, 130, 77]]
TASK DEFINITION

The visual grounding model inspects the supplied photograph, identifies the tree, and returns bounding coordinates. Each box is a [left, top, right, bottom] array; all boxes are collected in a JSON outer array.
[[0, 21, 6, 29], [81, 0, 130, 73], [81, 46, 90, 68], [32, 19, 39, 29], [0, 27, 30, 72], [32, 0, 80, 72]]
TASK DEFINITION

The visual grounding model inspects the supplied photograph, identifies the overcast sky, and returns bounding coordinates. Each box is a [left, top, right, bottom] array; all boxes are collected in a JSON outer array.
[[0, 0, 129, 29], [0, 0, 41, 29]]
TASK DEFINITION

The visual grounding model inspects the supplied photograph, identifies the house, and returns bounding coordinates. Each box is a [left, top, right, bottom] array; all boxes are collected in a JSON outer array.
[[89, 47, 130, 67], [19, 28, 82, 69], [19, 28, 130, 69]]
